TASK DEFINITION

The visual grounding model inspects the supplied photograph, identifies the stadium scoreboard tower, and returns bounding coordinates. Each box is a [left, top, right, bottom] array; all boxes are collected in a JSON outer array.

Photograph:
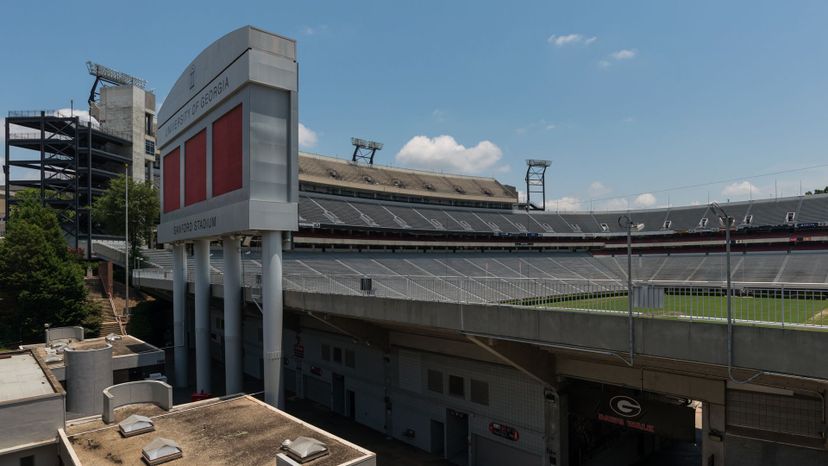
[[156, 26, 298, 407]]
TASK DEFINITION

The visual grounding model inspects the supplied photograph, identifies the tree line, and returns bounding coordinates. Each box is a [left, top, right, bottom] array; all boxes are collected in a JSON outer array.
[[0, 176, 158, 346]]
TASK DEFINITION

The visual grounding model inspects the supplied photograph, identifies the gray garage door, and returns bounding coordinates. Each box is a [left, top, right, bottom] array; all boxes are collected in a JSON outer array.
[[304, 375, 331, 408], [473, 435, 540, 466]]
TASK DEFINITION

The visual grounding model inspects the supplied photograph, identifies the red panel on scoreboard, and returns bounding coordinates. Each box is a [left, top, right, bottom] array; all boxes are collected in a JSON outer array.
[[163, 148, 180, 213], [212, 104, 243, 197], [185, 129, 207, 206]]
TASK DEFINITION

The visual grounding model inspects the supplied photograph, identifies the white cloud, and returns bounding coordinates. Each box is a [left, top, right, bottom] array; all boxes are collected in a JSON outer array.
[[588, 181, 611, 197], [722, 181, 759, 197], [547, 34, 597, 47], [600, 49, 638, 68], [633, 192, 657, 207], [395, 135, 505, 174], [603, 198, 630, 210], [547, 196, 582, 212], [515, 119, 556, 135], [302, 25, 327, 35], [298, 123, 318, 148], [610, 49, 637, 60]]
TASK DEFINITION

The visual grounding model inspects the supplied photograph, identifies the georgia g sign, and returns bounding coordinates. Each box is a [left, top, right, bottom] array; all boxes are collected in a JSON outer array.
[[156, 26, 299, 243]]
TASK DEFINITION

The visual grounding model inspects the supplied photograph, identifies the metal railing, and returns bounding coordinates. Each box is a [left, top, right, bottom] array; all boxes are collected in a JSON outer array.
[[131, 268, 828, 329]]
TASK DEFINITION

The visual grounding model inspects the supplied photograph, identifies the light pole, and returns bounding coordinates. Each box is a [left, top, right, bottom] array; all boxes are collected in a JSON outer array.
[[124, 164, 129, 319], [618, 215, 644, 366]]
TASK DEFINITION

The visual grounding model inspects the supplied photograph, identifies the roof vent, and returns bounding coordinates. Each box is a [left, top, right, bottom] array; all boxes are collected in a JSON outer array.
[[281, 437, 329, 463], [142, 438, 182, 465], [49, 339, 70, 351], [391, 178, 405, 188], [327, 168, 340, 179], [363, 175, 375, 184], [454, 185, 466, 194], [482, 187, 493, 196], [424, 183, 435, 191], [119, 414, 155, 437], [105, 333, 122, 343]]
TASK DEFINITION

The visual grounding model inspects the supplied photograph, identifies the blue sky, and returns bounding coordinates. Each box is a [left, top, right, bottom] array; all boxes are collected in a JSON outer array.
[[2, 0, 828, 211]]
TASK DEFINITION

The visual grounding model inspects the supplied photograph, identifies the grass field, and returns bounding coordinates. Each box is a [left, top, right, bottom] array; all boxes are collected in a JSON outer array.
[[540, 293, 828, 326]]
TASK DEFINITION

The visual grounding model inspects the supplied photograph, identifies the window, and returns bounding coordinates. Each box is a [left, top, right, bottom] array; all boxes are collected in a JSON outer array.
[[215, 317, 224, 330], [333, 347, 342, 364], [699, 217, 709, 228], [448, 375, 464, 398], [427, 370, 443, 393], [321, 344, 330, 362], [743, 214, 753, 225], [662, 220, 672, 230], [20, 455, 34, 466], [145, 139, 155, 155], [145, 113, 154, 135], [470, 379, 489, 405], [345, 349, 355, 368], [786, 212, 796, 223]]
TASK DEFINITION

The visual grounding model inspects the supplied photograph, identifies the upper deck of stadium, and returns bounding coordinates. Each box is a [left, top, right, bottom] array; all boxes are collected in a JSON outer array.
[[295, 152, 828, 238]]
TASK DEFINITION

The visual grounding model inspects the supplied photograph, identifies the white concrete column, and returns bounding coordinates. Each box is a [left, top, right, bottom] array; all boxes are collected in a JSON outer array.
[[262, 231, 284, 408], [172, 243, 188, 388], [702, 402, 726, 465], [194, 239, 211, 394], [544, 387, 568, 466], [223, 236, 243, 395]]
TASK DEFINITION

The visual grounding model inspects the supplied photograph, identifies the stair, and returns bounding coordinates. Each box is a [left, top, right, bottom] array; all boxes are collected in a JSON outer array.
[[85, 277, 123, 336]]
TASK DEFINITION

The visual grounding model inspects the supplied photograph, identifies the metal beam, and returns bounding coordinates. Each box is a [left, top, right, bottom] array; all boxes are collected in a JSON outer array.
[[466, 335, 557, 387]]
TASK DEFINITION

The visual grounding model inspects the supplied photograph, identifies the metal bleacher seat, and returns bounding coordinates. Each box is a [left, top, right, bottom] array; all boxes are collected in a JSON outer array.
[[796, 195, 828, 224], [748, 198, 802, 226], [664, 206, 707, 231]]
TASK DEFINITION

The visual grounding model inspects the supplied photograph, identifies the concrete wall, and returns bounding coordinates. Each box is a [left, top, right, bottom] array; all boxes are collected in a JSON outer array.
[[0, 444, 59, 466], [98, 85, 156, 181], [102, 380, 172, 423], [0, 394, 64, 451], [65, 345, 113, 416], [283, 291, 828, 381], [725, 435, 828, 466], [45, 326, 84, 343], [289, 327, 547, 463]]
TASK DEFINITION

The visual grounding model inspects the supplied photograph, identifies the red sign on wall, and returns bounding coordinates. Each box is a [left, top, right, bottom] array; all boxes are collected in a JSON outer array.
[[489, 422, 519, 441], [163, 148, 180, 213]]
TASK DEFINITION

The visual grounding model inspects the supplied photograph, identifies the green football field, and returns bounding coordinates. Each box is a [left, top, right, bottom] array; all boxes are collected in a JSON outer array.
[[539, 293, 828, 326]]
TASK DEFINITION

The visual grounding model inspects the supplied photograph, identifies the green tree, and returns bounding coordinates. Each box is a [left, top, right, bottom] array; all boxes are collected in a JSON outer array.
[[0, 197, 100, 343], [92, 174, 160, 256]]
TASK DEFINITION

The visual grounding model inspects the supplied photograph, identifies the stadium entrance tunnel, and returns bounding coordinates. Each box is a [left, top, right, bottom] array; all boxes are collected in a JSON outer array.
[[565, 379, 700, 466]]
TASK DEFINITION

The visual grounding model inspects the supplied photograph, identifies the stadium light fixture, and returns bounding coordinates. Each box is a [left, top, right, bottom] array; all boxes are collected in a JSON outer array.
[[525, 160, 552, 211], [86, 61, 148, 107], [351, 137, 383, 164]]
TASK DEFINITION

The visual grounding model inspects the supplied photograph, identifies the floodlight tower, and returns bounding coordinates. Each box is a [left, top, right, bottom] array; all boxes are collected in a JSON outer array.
[[351, 137, 383, 164], [525, 160, 551, 210], [86, 61, 148, 106]]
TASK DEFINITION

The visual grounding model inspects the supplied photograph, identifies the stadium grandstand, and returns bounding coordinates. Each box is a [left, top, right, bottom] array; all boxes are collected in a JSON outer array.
[[123, 149, 828, 322], [117, 148, 828, 465]]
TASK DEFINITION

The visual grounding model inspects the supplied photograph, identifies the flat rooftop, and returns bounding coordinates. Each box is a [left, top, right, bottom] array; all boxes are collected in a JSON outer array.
[[28, 335, 161, 370], [0, 351, 57, 402], [65, 395, 374, 466]]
